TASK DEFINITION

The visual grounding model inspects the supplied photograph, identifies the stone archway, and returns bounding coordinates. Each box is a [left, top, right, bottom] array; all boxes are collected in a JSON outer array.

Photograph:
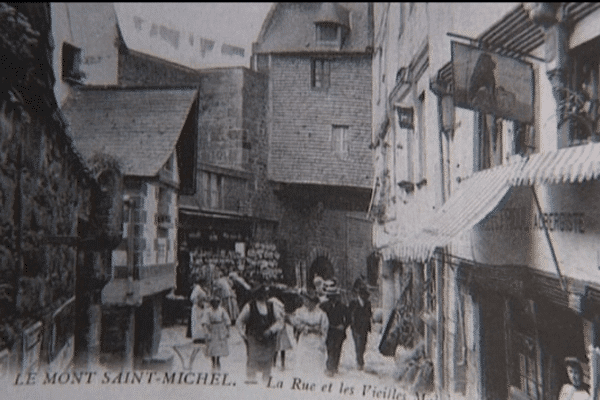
[[308, 256, 334, 289]]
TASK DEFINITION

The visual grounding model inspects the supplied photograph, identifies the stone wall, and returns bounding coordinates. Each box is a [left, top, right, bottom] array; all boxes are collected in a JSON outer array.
[[268, 54, 373, 188], [0, 2, 96, 370]]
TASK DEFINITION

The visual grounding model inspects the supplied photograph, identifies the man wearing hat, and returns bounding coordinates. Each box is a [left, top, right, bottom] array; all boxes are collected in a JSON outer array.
[[559, 356, 590, 400], [320, 282, 349, 377], [348, 286, 372, 371]]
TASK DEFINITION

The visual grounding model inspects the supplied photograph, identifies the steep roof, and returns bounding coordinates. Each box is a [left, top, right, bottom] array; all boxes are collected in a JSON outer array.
[[253, 2, 372, 54], [63, 87, 198, 177]]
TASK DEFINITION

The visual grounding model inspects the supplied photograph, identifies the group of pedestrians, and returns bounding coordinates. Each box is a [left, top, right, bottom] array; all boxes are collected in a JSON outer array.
[[187, 272, 373, 382], [315, 278, 373, 377]]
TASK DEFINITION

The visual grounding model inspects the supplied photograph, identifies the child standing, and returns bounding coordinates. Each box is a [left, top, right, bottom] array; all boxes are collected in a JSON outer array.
[[202, 296, 231, 371]]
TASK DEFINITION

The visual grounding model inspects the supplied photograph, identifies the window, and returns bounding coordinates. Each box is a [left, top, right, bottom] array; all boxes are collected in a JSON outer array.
[[477, 114, 535, 170], [311, 59, 330, 89], [415, 92, 427, 183], [332, 125, 349, 159], [395, 106, 415, 191], [507, 299, 542, 400], [510, 121, 535, 156], [156, 186, 171, 226], [201, 171, 223, 210], [62, 42, 85, 83], [255, 54, 269, 72], [398, 3, 404, 38], [562, 40, 600, 147], [476, 113, 503, 171], [316, 23, 339, 44]]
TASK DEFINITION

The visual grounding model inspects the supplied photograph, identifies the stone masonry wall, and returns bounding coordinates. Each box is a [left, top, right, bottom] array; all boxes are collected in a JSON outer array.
[[268, 54, 373, 188]]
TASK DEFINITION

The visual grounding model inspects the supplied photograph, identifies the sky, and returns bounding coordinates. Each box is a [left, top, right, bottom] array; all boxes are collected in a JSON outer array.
[[114, 3, 274, 68]]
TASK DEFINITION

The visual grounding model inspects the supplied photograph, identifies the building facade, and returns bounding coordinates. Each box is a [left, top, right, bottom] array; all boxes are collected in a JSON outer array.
[[118, 48, 280, 295], [252, 2, 375, 293], [63, 87, 198, 368], [53, 2, 199, 369], [373, 2, 600, 399], [0, 2, 114, 374]]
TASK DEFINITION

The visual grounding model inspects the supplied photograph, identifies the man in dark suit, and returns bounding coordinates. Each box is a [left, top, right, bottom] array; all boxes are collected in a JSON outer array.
[[320, 285, 349, 377], [348, 287, 372, 371]]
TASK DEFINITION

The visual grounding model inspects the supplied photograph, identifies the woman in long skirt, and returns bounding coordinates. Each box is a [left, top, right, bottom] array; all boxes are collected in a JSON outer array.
[[291, 291, 329, 376], [236, 285, 284, 383], [190, 283, 208, 343], [202, 296, 231, 371]]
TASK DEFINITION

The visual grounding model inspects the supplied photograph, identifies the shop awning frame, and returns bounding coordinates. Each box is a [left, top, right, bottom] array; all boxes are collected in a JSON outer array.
[[381, 159, 526, 262], [510, 141, 600, 186]]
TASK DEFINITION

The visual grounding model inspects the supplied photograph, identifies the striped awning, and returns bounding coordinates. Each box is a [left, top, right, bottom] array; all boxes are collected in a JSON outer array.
[[510, 142, 600, 186], [436, 3, 600, 89], [381, 159, 526, 262]]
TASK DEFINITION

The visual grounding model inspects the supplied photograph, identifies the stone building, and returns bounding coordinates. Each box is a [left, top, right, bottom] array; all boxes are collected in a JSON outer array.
[[62, 87, 198, 368], [52, 2, 199, 369], [251, 2, 375, 293], [372, 2, 600, 399], [117, 48, 279, 295], [0, 2, 115, 373]]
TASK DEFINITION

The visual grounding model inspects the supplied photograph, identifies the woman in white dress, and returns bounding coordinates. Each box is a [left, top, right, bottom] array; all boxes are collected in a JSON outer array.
[[202, 296, 231, 371], [559, 357, 590, 400], [291, 291, 329, 376]]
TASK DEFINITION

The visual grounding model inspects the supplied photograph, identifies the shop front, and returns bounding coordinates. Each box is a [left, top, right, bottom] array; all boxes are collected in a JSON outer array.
[[177, 209, 280, 294], [472, 176, 600, 400]]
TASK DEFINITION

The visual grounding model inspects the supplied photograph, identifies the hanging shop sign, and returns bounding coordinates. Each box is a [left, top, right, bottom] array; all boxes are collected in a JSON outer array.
[[452, 41, 534, 123]]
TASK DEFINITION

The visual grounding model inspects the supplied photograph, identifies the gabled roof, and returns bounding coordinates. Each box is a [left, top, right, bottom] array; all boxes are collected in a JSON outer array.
[[63, 87, 198, 177], [253, 2, 372, 54]]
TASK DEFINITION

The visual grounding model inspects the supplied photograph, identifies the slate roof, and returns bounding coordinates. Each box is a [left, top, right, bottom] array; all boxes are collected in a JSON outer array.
[[63, 87, 198, 177], [253, 2, 372, 54]]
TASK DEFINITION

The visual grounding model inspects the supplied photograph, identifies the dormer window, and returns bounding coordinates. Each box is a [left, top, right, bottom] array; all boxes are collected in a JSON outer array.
[[316, 22, 340, 45], [314, 3, 350, 49], [62, 42, 85, 84]]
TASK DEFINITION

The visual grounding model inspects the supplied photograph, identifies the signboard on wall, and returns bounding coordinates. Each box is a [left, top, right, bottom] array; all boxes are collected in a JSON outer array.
[[452, 41, 534, 123]]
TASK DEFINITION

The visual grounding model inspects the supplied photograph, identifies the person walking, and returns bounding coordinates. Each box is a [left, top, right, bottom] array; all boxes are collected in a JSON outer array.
[[213, 268, 239, 323], [291, 290, 328, 376], [269, 293, 293, 371], [202, 296, 231, 371], [348, 287, 372, 370], [190, 282, 208, 344], [236, 285, 283, 383], [320, 284, 349, 377]]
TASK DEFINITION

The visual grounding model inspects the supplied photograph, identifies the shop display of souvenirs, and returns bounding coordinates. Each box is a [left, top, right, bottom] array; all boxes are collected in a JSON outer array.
[[187, 242, 282, 287]]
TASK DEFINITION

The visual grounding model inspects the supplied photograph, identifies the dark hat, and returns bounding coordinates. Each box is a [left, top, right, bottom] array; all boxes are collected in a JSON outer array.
[[324, 280, 340, 296], [254, 285, 270, 298], [302, 290, 320, 304]]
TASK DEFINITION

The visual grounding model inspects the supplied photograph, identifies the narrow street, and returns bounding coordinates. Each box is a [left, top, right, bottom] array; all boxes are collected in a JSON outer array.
[[154, 321, 423, 400]]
